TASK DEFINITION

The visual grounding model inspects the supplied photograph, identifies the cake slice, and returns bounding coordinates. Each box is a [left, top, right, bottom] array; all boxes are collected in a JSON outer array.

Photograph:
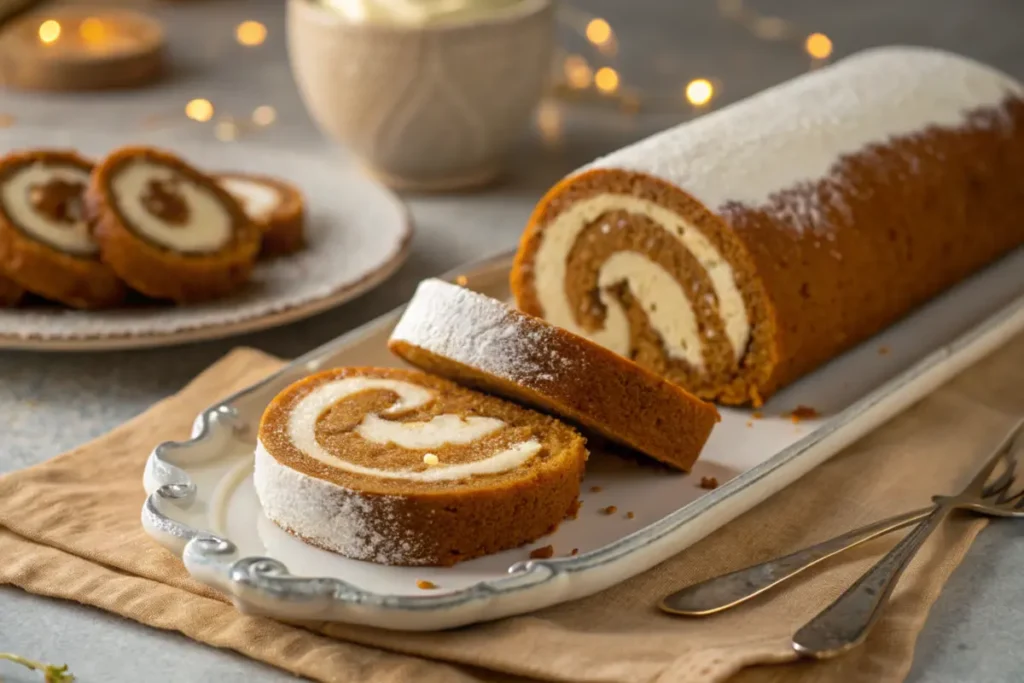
[[0, 150, 124, 308], [511, 47, 1024, 405], [89, 146, 261, 303], [216, 172, 305, 257], [389, 278, 719, 472], [255, 366, 586, 566]]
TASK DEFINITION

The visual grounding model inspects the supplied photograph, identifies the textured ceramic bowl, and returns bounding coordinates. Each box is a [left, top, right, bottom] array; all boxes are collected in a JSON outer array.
[[287, 0, 554, 191]]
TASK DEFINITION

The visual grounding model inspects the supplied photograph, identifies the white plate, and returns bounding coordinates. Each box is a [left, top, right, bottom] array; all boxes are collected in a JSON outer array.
[[143, 248, 1024, 630], [0, 128, 412, 351]]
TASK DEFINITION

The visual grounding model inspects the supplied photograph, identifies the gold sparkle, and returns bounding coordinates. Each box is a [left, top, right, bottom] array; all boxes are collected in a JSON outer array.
[[585, 18, 612, 46], [251, 105, 277, 126]]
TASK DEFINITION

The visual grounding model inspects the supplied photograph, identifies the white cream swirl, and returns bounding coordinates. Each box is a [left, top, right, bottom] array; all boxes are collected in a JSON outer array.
[[2, 164, 95, 256], [287, 377, 541, 482], [533, 193, 749, 369], [112, 161, 232, 254]]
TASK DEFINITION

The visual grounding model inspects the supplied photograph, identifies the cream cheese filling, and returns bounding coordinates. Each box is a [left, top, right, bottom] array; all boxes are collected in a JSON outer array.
[[112, 161, 232, 253], [286, 377, 541, 482], [2, 164, 96, 256], [220, 177, 281, 219], [533, 193, 749, 367]]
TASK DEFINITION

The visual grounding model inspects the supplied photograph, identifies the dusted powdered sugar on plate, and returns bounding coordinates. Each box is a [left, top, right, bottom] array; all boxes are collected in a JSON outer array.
[[391, 278, 580, 384], [0, 128, 411, 342]]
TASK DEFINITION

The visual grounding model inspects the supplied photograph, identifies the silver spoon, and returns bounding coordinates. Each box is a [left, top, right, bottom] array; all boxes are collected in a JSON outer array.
[[660, 419, 1024, 631]]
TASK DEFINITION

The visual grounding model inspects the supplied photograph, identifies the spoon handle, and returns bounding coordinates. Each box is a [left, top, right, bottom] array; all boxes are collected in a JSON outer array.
[[791, 504, 951, 658], [659, 507, 931, 616]]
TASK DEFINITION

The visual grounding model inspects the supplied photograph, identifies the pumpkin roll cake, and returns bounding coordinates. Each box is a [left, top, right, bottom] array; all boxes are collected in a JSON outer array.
[[511, 46, 1024, 406], [389, 279, 719, 472], [216, 172, 305, 257], [254, 367, 587, 566], [0, 150, 124, 308], [90, 147, 261, 303]]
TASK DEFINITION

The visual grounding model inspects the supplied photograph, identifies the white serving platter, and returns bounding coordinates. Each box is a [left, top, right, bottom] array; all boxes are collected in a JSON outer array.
[[143, 247, 1024, 631], [0, 127, 412, 351]]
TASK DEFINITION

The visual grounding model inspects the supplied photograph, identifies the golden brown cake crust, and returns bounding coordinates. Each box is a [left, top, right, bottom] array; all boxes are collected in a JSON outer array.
[[89, 146, 261, 303], [512, 96, 1024, 406], [215, 172, 305, 257], [256, 366, 587, 566], [389, 279, 720, 472], [0, 149, 125, 309], [0, 274, 23, 307]]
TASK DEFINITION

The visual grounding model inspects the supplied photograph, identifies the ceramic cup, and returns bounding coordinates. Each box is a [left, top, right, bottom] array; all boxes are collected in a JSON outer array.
[[287, 0, 555, 191]]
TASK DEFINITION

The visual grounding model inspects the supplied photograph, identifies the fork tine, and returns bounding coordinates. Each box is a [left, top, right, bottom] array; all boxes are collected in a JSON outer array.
[[966, 419, 1024, 494], [982, 458, 1016, 499]]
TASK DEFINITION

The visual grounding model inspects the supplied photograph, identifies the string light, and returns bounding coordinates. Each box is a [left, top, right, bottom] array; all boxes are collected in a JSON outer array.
[[235, 20, 267, 46], [585, 18, 612, 46], [563, 54, 593, 90], [38, 20, 60, 44], [805, 32, 833, 59], [685, 79, 714, 106], [251, 105, 277, 126], [595, 67, 619, 94], [185, 99, 214, 122]]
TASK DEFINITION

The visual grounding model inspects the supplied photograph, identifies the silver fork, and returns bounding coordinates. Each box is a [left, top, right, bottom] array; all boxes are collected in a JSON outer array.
[[660, 419, 1024, 651]]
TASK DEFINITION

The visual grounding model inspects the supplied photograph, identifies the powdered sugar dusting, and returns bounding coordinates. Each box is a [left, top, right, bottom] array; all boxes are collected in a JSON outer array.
[[254, 441, 426, 565], [391, 279, 582, 386], [584, 46, 1023, 230]]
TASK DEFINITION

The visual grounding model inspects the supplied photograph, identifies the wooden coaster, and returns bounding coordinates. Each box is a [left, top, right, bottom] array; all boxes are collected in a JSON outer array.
[[0, 8, 165, 91]]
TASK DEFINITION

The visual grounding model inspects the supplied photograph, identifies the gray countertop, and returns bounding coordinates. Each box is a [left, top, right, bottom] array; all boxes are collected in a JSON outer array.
[[2, 0, 1024, 680]]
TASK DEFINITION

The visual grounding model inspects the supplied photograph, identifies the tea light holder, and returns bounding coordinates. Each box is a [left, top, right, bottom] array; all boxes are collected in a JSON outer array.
[[0, 9, 165, 91]]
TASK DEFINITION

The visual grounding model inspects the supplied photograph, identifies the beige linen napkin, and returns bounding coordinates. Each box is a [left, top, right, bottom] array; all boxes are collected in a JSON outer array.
[[2, 337, 1023, 683]]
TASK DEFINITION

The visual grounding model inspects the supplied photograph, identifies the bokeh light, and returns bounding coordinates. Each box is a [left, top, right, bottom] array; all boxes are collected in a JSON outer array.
[[185, 98, 214, 122], [805, 32, 833, 59], [38, 20, 61, 44], [236, 20, 267, 46], [685, 79, 714, 106]]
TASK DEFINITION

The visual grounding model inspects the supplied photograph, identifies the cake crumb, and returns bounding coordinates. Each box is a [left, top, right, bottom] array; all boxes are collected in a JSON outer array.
[[529, 545, 554, 559], [752, 411, 763, 419], [746, 421, 754, 428], [454, 275, 469, 286], [787, 405, 819, 423], [600, 505, 618, 515], [699, 476, 719, 490], [878, 345, 890, 355], [626, 511, 635, 519], [416, 580, 438, 590], [567, 498, 582, 520], [589, 485, 603, 493], [570, 548, 579, 556]]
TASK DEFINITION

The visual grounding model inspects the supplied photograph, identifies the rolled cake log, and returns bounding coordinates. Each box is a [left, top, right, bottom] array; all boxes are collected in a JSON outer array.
[[255, 367, 587, 566], [512, 47, 1024, 405]]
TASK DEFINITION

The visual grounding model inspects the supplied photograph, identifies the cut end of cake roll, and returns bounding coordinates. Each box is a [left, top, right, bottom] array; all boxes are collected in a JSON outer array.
[[255, 366, 586, 566], [389, 278, 720, 472], [512, 169, 775, 406], [89, 146, 261, 303], [216, 172, 306, 257], [0, 149, 125, 309], [511, 46, 1024, 406]]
